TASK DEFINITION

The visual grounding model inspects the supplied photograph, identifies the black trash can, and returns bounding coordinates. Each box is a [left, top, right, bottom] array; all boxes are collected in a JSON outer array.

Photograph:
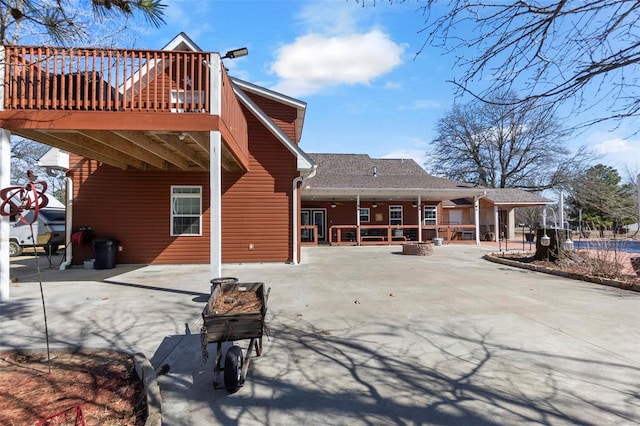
[[93, 238, 118, 269]]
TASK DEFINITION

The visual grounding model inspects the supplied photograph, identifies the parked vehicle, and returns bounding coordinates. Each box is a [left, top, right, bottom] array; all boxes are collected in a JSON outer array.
[[9, 207, 65, 257]]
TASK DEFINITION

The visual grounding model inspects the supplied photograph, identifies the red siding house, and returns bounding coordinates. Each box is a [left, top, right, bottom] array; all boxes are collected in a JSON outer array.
[[0, 33, 315, 283], [301, 154, 552, 245], [0, 33, 552, 303]]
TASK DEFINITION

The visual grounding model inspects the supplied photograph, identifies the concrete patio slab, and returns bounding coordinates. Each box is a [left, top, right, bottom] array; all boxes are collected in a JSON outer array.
[[3, 245, 640, 425]]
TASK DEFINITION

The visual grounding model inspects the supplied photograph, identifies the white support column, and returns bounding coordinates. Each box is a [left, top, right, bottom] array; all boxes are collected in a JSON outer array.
[[210, 131, 222, 279], [417, 195, 422, 242], [559, 190, 565, 229], [0, 46, 9, 301], [494, 205, 499, 243], [474, 196, 481, 245], [356, 195, 360, 246], [209, 53, 222, 279], [0, 129, 10, 301]]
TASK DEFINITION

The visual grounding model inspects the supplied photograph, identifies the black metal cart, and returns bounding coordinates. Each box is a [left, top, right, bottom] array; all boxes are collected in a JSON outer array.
[[201, 277, 269, 393]]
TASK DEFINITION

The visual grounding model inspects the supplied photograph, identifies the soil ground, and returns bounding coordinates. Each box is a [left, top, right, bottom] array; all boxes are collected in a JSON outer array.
[[0, 350, 145, 426], [499, 248, 640, 285]]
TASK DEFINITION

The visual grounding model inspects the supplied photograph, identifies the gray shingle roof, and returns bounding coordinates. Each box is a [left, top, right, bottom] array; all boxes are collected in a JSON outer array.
[[307, 154, 474, 190], [482, 188, 552, 204], [305, 153, 552, 205]]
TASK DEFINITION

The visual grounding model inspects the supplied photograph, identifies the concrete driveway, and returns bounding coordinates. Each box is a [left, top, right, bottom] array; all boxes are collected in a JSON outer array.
[[4, 245, 640, 425]]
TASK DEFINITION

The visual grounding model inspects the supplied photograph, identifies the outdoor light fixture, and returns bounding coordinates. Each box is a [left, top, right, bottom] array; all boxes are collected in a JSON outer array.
[[540, 206, 557, 247], [330, 200, 337, 208], [563, 237, 574, 251], [222, 47, 249, 60], [372, 201, 378, 208], [540, 233, 551, 247], [412, 201, 418, 207]]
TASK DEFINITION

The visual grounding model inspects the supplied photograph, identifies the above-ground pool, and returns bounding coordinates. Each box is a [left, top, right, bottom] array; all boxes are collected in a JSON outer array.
[[572, 239, 640, 254]]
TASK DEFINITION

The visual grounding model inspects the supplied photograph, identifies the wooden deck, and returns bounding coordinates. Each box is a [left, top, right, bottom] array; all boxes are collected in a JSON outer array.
[[0, 44, 249, 172]]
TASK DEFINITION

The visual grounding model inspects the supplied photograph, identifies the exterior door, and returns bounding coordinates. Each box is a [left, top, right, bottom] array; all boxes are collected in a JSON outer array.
[[301, 209, 326, 242]]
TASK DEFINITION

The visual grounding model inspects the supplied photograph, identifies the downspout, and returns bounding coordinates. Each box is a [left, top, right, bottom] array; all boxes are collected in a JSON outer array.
[[292, 176, 303, 264], [293, 165, 317, 264], [59, 176, 73, 270]]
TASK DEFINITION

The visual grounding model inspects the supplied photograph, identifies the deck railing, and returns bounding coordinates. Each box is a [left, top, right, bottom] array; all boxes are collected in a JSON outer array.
[[3, 45, 212, 113], [2, 45, 249, 160], [329, 224, 477, 246]]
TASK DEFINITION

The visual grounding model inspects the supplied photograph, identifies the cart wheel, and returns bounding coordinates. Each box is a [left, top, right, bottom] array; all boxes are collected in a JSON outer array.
[[224, 345, 244, 393]]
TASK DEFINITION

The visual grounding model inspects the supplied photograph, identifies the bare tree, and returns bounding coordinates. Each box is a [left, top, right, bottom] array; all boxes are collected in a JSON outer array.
[[429, 93, 595, 190], [407, 0, 640, 129]]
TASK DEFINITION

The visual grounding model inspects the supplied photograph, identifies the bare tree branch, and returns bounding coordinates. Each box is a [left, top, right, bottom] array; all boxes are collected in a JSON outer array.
[[407, 0, 640, 129], [429, 92, 598, 190]]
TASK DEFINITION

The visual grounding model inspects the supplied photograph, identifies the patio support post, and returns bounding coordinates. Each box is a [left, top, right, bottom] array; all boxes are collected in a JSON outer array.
[[0, 129, 10, 301], [474, 195, 481, 245], [493, 205, 500, 243], [0, 45, 9, 301], [418, 195, 422, 242], [356, 194, 361, 246], [209, 53, 222, 279]]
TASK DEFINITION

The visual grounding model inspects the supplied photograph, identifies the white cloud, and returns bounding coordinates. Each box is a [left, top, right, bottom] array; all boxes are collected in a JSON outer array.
[[587, 133, 640, 170], [398, 99, 440, 110], [294, 2, 360, 35], [270, 30, 404, 96], [381, 149, 428, 168], [593, 137, 637, 154], [384, 81, 403, 90]]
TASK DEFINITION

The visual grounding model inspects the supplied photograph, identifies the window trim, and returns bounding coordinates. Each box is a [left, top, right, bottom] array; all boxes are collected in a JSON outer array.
[[423, 205, 437, 226], [170, 185, 202, 236], [170, 89, 205, 112], [359, 207, 370, 223], [389, 205, 403, 226]]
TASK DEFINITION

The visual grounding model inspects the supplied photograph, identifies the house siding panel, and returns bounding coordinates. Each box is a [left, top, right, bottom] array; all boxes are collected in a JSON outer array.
[[245, 93, 298, 143], [222, 110, 297, 262], [69, 105, 297, 265], [69, 156, 211, 265]]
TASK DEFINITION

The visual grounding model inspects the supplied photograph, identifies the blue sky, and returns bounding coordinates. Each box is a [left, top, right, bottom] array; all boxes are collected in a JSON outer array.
[[137, 0, 640, 177]]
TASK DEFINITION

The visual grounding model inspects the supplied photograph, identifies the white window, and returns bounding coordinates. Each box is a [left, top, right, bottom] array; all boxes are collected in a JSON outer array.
[[424, 205, 437, 226], [389, 205, 403, 226], [171, 186, 202, 236], [170, 89, 204, 112], [359, 207, 370, 223]]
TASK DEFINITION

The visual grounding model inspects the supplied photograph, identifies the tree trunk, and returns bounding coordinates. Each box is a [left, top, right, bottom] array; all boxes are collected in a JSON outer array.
[[534, 228, 570, 261]]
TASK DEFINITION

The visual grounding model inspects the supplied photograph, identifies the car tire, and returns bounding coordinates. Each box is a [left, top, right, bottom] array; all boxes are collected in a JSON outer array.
[[9, 241, 23, 257]]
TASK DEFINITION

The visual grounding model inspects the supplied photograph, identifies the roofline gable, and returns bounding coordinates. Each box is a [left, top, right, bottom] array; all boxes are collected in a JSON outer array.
[[232, 82, 315, 172], [231, 77, 306, 143], [161, 32, 203, 52]]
